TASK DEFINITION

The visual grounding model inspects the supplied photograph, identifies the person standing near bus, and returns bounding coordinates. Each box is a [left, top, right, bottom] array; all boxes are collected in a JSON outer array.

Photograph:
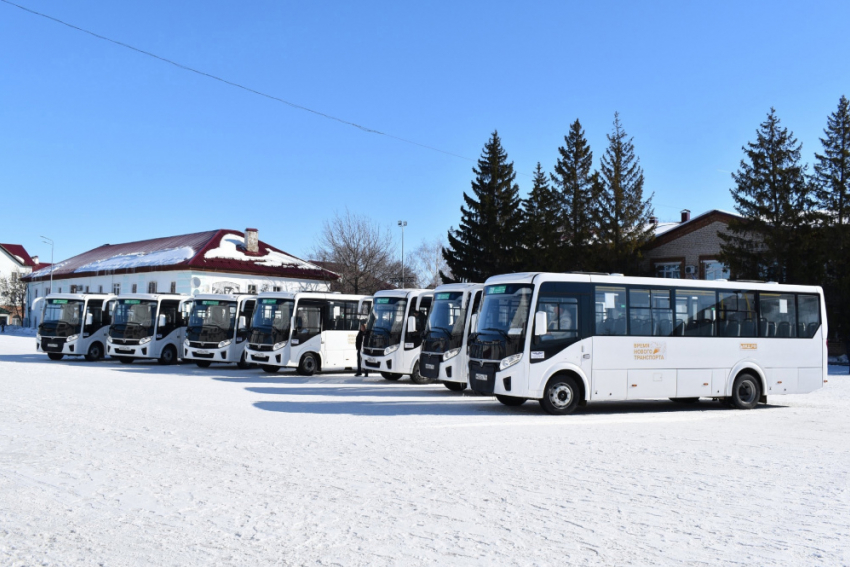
[[355, 323, 369, 377]]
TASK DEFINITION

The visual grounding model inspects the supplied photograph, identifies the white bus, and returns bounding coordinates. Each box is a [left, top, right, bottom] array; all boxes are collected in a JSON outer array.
[[34, 293, 115, 361], [419, 283, 485, 391], [361, 289, 434, 383], [105, 293, 192, 365], [245, 292, 371, 375], [467, 273, 827, 415], [183, 294, 257, 368]]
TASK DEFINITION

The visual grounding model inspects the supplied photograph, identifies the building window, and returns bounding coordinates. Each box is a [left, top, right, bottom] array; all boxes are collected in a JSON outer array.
[[85, 286, 90, 293], [248, 284, 257, 294], [273, 286, 281, 292], [148, 281, 157, 293], [170, 281, 176, 293], [113, 283, 120, 295], [34, 289, 39, 298], [132, 284, 137, 293], [58, 287, 62, 293], [98, 285, 103, 293], [703, 260, 730, 280], [655, 263, 681, 279]]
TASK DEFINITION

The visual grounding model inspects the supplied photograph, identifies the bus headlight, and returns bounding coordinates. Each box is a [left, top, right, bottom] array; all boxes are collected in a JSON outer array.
[[184, 338, 190, 347], [442, 348, 460, 361], [273, 341, 287, 350], [499, 353, 522, 371], [384, 344, 399, 356], [36, 334, 42, 341], [107, 336, 113, 343], [218, 339, 232, 348], [139, 336, 152, 345], [66, 334, 79, 342]]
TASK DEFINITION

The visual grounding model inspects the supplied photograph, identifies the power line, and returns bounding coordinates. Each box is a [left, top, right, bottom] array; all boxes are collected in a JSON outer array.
[[0, 0, 475, 163]]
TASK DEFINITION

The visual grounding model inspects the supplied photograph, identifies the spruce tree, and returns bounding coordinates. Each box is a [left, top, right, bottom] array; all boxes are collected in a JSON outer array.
[[719, 108, 818, 284], [814, 96, 850, 348], [551, 118, 600, 271], [520, 163, 561, 271], [443, 131, 524, 282], [596, 113, 654, 274]]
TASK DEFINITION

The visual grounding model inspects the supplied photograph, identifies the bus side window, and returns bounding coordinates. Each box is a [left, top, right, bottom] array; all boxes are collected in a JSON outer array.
[[759, 293, 797, 338], [797, 295, 820, 338], [594, 286, 626, 336], [675, 289, 716, 336]]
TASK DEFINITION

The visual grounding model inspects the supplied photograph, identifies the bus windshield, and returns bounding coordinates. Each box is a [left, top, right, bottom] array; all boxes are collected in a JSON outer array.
[[110, 299, 157, 340], [40, 299, 84, 337], [470, 284, 534, 360], [365, 296, 407, 349], [423, 292, 467, 353], [249, 298, 294, 345], [187, 300, 238, 343]]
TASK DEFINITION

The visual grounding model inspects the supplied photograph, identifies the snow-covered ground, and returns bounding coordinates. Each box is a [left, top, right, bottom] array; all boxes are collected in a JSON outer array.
[[1, 334, 848, 566]]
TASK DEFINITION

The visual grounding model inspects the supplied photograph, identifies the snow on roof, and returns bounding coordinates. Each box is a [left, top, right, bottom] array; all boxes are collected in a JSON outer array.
[[204, 234, 312, 269], [22, 229, 337, 282], [74, 247, 195, 273], [653, 222, 679, 237]]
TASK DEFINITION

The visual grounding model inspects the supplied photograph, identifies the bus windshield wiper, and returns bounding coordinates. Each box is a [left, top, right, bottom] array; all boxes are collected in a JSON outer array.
[[483, 327, 511, 341]]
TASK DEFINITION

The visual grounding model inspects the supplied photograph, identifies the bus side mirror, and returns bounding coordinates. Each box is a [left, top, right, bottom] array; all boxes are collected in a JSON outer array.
[[407, 316, 417, 333], [158, 314, 167, 328], [461, 294, 468, 309], [470, 313, 478, 333], [534, 311, 549, 336], [238, 316, 246, 330], [85, 313, 93, 326]]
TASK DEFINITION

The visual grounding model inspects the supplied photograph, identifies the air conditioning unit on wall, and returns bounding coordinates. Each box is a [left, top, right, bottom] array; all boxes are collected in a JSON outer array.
[[685, 265, 698, 275]]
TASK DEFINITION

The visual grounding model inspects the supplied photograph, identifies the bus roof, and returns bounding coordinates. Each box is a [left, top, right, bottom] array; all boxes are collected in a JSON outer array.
[[254, 291, 370, 302]]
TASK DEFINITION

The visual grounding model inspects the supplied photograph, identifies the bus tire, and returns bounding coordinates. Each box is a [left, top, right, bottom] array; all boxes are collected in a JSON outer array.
[[381, 372, 401, 381], [496, 394, 526, 406], [117, 357, 134, 364], [670, 397, 700, 404], [237, 352, 251, 370], [409, 361, 431, 384], [195, 361, 211, 368], [85, 342, 104, 362], [47, 353, 64, 361], [730, 372, 761, 410], [260, 364, 279, 373], [298, 353, 318, 376], [158, 345, 177, 365], [443, 381, 466, 392], [539, 374, 581, 416]]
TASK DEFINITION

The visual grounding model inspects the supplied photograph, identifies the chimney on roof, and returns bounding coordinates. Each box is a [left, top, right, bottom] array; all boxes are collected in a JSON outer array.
[[32, 255, 39, 265], [680, 209, 691, 223], [649, 216, 659, 227], [245, 228, 259, 253]]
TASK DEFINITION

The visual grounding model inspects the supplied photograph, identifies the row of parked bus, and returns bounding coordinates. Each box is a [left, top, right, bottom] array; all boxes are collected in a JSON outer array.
[[32, 272, 828, 415]]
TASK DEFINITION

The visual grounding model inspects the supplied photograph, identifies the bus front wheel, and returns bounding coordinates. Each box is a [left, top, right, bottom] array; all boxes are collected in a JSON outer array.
[[539, 375, 581, 416], [730, 373, 761, 410], [47, 353, 64, 361], [195, 361, 211, 368], [409, 361, 431, 384], [85, 342, 104, 362], [158, 346, 177, 365], [381, 372, 401, 381], [260, 365, 279, 373], [443, 381, 466, 392], [237, 352, 252, 370], [298, 353, 318, 376]]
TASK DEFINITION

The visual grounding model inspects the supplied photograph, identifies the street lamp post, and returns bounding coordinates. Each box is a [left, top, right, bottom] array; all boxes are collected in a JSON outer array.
[[397, 220, 407, 288], [40, 236, 54, 294]]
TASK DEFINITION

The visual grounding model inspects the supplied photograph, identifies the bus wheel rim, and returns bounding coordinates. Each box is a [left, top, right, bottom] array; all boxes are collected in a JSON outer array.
[[549, 384, 572, 408], [737, 380, 756, 404]]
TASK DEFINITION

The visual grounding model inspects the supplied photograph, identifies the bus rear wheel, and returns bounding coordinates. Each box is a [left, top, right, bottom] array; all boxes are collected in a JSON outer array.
[[158, 345, 177, 365], [298, 353, 318, 376], [496, 394, 526, 406], [195, 361, 211, 368], [47, 353, 64, 361], [443, 381, 466, 392], [539, 375, 581, 416], [381, 372, 401, 381], [260, 365, 279, 373], [731, 373, 761, 410], [85, 342, 104, 362], [670, 397, 700, 404], [409, 361, 431, 384]]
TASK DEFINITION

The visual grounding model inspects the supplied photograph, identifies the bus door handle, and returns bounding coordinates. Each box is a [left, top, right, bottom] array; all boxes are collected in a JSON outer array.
[[582, 354, 590, 360]]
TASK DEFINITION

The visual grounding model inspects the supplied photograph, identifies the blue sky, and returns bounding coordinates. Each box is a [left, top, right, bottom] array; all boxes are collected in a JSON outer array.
[[2, 0, 849, 264]]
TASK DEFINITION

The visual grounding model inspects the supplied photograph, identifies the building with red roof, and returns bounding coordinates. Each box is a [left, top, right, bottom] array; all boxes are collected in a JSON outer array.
[[23, 228, 338, 325]]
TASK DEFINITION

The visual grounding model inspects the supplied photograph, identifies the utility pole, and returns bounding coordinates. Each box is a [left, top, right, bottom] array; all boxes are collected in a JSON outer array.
[[397, 220, 407, 288]]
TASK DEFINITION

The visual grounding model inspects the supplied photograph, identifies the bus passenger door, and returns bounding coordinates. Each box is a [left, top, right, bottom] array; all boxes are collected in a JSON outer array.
[[292, 300, 323, 361]]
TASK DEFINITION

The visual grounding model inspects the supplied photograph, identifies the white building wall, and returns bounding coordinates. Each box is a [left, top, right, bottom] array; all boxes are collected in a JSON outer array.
[[26, 270, 331, 326]]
